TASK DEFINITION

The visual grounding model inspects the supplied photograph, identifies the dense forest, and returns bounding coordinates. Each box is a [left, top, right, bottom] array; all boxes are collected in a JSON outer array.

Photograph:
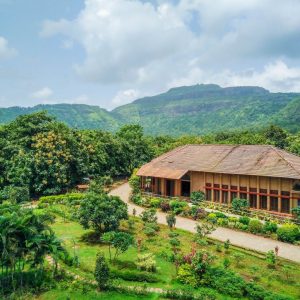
[[1, 111, 300, 200], [1, 84, 300, 135]]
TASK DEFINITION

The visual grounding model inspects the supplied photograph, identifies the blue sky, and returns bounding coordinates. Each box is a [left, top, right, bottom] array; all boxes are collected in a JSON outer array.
[[1, 0, 300, 109]]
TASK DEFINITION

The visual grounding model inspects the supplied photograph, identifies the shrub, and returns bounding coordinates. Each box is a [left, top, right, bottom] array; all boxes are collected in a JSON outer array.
[[207, 213, 217, 223], [150, 197, 161, 208], [248, 219, 263, 234], [231, 198, 249, 212], [131, 194, 143, 205], [232, 252, 245, 267], [39, 193, 85, 205], [263, 221, 278, 234], [215, 212, 227, 218], [239, 216, 250, 225], [94, 252, 110, 290], [217, 218, 228, 226], [277, 223, 300, 243], [169, 200, 188, 215], [224, 239, 230, 251], [136, 253, 157, 272], [141, 208, 157, 224], [190, 191, 205, 205], [223, 257, 231, 269], [166, 213, 176, 229], [177, 263, 197, 287], [129, 169, 141, 195], [0, 186, 30, 203], [160, 199, 171, 212], [266, 250, 276, 268]]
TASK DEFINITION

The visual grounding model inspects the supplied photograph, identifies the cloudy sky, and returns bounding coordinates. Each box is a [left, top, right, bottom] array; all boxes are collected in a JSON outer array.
[[1, 0, 300, 109]]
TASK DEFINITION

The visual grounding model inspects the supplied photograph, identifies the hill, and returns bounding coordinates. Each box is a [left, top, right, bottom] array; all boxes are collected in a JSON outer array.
[[112, 84, 300, 135], [0, 104, 119, 131], [1, 84, 300, 135]]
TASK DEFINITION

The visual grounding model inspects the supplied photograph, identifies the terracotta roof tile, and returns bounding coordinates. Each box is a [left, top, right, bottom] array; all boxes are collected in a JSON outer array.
[[137, 145, 300, 180]]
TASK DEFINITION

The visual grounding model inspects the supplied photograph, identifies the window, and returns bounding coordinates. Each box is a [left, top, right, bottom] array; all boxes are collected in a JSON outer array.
[[249, 188, 257, 208], [281, 198, 290, 213], [222, 191, 228, 203], [231, 185, 237, 201], [270, 196, 278, 211], [213, 185, 220, 202], [260, 189, 267, 210], [240, 186, 247, 199], [206, 189, 212, 201], [214, 190, 220, 202]]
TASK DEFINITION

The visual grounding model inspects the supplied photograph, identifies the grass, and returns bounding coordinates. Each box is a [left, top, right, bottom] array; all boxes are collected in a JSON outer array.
[[44, 206, 300, 300], [36, 289, 158, 300]]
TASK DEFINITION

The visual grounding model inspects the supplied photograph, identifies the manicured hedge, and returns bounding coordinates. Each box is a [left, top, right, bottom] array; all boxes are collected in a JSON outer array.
[[39, 193, 85, 205]]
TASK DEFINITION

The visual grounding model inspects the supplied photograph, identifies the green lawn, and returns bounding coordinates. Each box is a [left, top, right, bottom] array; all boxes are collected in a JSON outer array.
[[36, 290, 158, 300], [44, 206, 300, 299]]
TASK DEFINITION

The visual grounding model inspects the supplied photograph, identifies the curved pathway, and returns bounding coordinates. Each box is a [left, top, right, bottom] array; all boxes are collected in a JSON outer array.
[[110, 183, 300, 263]]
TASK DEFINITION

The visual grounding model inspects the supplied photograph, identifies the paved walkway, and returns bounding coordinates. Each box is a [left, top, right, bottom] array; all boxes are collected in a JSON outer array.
[[110, 183, 300, 263]]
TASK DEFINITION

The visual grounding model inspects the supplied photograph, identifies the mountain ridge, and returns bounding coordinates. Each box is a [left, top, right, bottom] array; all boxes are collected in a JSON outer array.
[[1, 84, 300, 135]]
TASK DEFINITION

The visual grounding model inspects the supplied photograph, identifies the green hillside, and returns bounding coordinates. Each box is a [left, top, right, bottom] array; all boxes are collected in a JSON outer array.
[[1, 84, 300, 135], [0, 104, 119, 131], [112, 84, 300, 135]]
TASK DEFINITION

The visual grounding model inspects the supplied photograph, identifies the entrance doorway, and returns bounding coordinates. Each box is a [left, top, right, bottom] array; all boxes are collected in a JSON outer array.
[[181, 181, 190, 197], [166, 180, 175, 197]]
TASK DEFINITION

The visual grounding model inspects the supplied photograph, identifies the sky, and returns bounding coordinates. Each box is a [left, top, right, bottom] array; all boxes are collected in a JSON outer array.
[[1, 0, 300, 109]]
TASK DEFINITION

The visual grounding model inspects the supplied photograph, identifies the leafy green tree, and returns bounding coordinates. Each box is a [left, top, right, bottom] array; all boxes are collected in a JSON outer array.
[[263, 125, 288, 149], [191, 251, 215, 280], [190, 191, 205, 205], [166, 213, 176, 229], [141, 208, 157, 224], [78, 192, 128, 235], [101, 232, 135, 261], [94, 252, 110, 290]]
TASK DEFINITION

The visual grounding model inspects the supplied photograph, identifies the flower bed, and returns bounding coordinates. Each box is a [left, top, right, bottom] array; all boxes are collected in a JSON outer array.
[[131, 193, 300, 244]]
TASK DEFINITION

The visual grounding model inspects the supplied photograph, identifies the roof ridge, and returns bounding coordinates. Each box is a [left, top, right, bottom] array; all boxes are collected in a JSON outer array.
[[210, 145, 240, 171], [271, 146, 300, 177]]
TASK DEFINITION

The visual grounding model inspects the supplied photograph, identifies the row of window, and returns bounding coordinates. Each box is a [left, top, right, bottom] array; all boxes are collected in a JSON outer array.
[[205, 184, 291, 213]]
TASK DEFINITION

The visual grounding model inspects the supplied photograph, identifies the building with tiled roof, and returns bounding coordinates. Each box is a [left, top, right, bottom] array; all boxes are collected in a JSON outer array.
[[137, 145, 300, 215]]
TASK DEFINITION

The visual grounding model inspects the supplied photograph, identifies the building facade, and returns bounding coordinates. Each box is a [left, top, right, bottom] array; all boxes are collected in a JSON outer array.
[[137, 145, 300, 215]]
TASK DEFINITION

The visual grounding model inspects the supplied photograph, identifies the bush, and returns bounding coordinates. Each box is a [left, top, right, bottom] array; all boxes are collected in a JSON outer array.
[[177, 263, 197, 287], [150, 197, 161, 208], [263, 221, 278, 234], [141, 208, 157, 224], [131, 194, 143, 205], [231, 198, 249, 212], [0, 186, 30, 203], [39, 193, 85, 205], [215, 212, 227, 218], [277, 223, 300, 243], [239, 216, 250, 225], [160, 199, 171, 212], [217, 218, 228, 226], [207, 213, 217, 223], [266, 250, 276, 268], [248, 219, 263, 234], [94, 252, 110, 290], [169, 200, 188, 215], [190, 191, 205, 205], [136, 253, 157, 272]]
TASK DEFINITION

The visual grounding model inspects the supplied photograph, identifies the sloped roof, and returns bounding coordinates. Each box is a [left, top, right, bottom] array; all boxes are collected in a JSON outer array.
[[137, 145, 300, 180]]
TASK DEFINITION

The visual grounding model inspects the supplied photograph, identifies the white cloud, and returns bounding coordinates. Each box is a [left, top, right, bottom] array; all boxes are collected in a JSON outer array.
[[112, 89, 140, 107], [40, 0, 300, 104], [0, 36, 17, 60], [31, 87, 53, 99]]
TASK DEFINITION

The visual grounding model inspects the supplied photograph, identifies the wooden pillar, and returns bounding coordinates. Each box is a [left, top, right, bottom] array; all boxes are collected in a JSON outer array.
[[267, 177, 271, 211], [220, 174, 222, 203], [203, 172, 206, 192], [278, 178, 282, 213], [228, 175, 232, 205], [211, 173, 215, 202], [247, 176, 250, 201], [237, 175, 240, 198], [256, 176, 260, 209], [161, 178, 165, 196]]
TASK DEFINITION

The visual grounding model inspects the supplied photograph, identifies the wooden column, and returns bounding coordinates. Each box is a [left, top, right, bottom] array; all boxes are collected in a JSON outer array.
[[278, 178, 282, 213], [220, 174, 222, 203], [228, 175, 232, 205], [211, 173, 215, 202], [256, 176, 260, 209], [237, 175, 240, 198], [267, 177, 271, 211]]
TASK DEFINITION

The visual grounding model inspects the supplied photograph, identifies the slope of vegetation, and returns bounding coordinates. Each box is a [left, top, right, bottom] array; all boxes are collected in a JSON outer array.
[[1, 84, 300, 135]]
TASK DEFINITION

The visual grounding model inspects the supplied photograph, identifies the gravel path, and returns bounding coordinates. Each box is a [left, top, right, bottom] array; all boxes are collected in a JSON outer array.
[[110, 182, 300, 263]]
